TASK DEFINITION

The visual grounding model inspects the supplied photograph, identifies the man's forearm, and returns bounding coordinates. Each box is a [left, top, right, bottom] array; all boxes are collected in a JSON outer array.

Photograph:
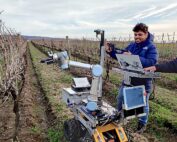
[[155, 58, 177, 73]]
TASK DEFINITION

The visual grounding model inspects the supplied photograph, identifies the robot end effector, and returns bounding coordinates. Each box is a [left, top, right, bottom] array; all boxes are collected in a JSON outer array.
[[41, 51, 70, 69]]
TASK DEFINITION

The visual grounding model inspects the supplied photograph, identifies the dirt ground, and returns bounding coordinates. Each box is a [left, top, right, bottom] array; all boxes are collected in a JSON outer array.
[[0, 97, 16, 141], [0, 50, 55, 142]]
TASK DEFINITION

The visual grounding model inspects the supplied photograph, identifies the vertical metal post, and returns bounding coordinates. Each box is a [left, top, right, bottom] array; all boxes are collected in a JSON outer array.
[[93, 29, 105, 107], [98, 30, 105, 107]]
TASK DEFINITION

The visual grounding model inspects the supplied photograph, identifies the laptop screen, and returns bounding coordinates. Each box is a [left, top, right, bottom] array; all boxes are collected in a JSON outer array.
[[116, 54, 143, 72]]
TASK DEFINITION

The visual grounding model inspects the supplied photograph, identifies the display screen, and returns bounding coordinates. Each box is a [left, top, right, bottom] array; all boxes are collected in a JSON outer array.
[[123, 86, 146, 110]]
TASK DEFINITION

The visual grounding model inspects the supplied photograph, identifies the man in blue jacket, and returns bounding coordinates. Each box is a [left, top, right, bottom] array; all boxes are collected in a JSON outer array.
[[106, 23, 158, 133]]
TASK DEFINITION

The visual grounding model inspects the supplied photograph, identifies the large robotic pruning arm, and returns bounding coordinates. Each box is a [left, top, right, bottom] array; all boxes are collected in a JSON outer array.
[[41, 50, 103, 101], [41, 49, 104, 71]]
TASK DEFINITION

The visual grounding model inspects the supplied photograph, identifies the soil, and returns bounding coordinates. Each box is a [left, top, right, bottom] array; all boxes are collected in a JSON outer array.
[[0, 98, 16, 141], [0, 50, 55, 142]]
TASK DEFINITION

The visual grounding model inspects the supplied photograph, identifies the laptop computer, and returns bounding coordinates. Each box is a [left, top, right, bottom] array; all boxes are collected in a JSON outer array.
[[116, 54, 144, 73]]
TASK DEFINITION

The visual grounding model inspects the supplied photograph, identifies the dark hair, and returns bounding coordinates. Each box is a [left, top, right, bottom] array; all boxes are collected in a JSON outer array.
[[133, 23, 148, 33]]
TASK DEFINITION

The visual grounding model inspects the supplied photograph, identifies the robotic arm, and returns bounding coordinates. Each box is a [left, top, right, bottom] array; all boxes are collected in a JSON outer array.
[[41, 30, 106, 108], [41, 50, 103, 105]]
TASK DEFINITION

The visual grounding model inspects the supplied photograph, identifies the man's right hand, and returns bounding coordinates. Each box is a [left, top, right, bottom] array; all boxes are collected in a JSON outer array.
[[105, 42, 113, 53]]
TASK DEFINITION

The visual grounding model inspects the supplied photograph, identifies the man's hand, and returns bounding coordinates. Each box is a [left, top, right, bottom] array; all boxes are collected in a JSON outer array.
[[123, 51, 132, 55], [105, 42, 112, 53], [144, 66, 156, 72]]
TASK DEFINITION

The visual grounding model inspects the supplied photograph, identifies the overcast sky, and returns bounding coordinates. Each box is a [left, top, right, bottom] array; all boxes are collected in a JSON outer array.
[[1, 0, 177, 38]]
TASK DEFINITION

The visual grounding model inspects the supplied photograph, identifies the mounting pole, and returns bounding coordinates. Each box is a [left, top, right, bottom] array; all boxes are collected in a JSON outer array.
[[94, 29, 105, 107]]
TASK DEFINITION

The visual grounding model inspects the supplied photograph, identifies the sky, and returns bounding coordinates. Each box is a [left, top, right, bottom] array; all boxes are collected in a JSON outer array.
[[0, 0, 177, 39]]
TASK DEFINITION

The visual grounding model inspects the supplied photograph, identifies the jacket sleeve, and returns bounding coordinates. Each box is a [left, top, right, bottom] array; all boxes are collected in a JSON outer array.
[[107, 49, 118, 60], [155, 58, 177, 73], [139, 44, 158, 67]]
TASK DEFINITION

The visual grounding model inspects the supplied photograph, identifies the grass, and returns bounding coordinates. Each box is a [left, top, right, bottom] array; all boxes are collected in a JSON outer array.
[[108, 71, 122, 85], [47, 127, 65, 142], [153, 87, 177, 112], [30, 125, 41, 134], [59, 72, 73, 84], [29, 42, 72, 141], [150, 101, 177, 129]]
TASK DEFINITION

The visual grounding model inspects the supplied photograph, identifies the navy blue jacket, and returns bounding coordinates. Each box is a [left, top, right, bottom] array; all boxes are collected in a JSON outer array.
[[108, 33, 158, 93], [156, 58, 177, 73]]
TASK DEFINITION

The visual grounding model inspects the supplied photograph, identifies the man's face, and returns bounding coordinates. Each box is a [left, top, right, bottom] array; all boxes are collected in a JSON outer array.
[[134, 31, 148, 43]]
